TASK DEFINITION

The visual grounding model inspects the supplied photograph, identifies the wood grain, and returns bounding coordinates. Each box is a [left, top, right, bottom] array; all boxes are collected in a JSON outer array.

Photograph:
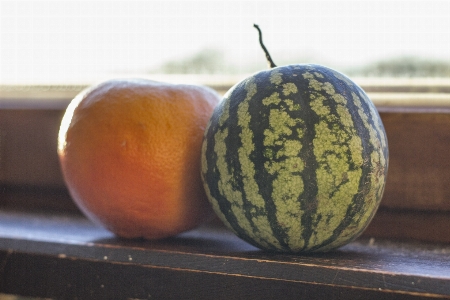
[[363, 208, 450, 243], [2, 104, 450, 210], [379, 110, 450, 211], [0, 109, 65, 187], [0, 210, 449, 299], [2, 88, 450, 244]]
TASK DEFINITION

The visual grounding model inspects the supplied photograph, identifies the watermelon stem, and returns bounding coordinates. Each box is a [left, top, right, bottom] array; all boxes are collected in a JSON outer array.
[[253, 24, 277, 68]]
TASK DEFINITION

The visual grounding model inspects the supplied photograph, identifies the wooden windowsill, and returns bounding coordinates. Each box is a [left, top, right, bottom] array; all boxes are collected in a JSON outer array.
[[1, 80, 450, 298], [1, 207, 449, 300]]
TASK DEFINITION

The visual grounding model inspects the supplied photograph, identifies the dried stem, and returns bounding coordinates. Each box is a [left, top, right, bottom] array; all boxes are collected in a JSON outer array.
[[253, 24, 277, 68]]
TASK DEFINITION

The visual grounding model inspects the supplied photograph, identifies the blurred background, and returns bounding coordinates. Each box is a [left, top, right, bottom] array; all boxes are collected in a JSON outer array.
[[1, 0, 450, 85]]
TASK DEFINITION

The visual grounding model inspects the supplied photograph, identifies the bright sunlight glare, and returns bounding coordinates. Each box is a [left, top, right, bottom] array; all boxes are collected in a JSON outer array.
[[1, 0, 450, 84]]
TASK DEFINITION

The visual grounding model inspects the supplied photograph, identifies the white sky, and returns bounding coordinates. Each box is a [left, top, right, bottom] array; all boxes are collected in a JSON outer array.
[[1, 0, 450, 84]]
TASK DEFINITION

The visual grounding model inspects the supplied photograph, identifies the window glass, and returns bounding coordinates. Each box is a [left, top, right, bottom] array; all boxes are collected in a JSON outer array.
[[1, 0, 449, 85]]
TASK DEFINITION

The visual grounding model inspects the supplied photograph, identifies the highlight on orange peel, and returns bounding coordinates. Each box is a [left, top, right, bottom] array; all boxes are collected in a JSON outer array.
[[58, 78, 221, 239]]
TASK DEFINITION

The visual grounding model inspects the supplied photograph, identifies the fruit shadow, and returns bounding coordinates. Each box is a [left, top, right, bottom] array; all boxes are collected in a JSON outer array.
[[90, 225, 261, 255], [90, 230, 377, 265]]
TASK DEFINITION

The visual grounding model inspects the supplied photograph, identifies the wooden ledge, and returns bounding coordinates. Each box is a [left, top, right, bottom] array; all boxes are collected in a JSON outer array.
[[0, 210, 449, 299]]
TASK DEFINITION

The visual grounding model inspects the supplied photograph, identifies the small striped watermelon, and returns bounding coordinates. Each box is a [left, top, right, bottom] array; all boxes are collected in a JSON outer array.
[[201, 64, 388, 252]]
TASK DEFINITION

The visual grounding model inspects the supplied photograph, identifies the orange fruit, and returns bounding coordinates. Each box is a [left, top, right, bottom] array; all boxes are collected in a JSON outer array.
[[58, 78, 221, 239]]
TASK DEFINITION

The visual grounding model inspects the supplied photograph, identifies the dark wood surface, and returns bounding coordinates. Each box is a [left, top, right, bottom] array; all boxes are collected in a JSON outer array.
[[1, 88, 450, 299], [379, 109, 450, 212], [364, 208, 450, 243], [2, 106, 450, 212], [0, 209, 449, 300]]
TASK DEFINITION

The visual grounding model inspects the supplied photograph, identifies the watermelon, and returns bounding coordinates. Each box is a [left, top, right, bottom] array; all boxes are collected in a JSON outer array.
[[200, 64, 388, 253]]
